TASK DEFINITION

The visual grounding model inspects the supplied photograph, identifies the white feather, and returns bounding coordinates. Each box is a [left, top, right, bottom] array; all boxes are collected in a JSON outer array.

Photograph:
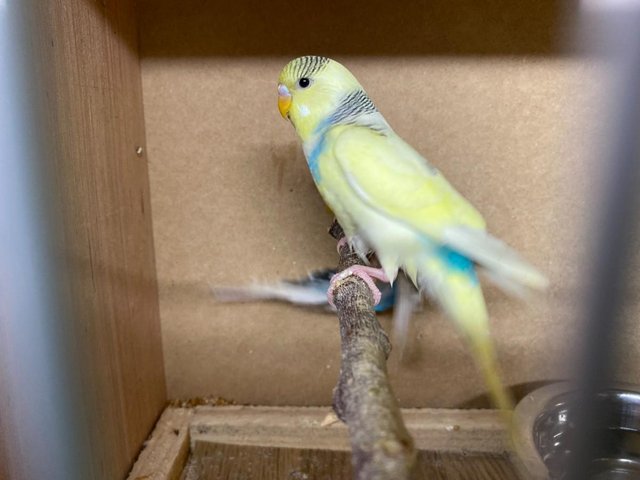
[[443, 226, 549, 291], [479, 268, 531, 300]]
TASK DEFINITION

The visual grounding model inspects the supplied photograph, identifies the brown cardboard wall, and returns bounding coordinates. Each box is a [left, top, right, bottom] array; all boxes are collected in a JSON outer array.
[[137, 1, 637, 407]]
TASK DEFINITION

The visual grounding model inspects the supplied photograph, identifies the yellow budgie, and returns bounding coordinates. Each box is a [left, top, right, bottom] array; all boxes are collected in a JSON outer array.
[[277, 56, 548, 411]]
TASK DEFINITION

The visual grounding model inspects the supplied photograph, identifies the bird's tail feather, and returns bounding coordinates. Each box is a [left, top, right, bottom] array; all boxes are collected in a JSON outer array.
[[417, 257, 514, 412]]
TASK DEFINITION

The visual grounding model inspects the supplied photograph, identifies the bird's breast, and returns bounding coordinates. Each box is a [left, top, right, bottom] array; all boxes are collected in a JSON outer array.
[[302, 135, 327, 183]]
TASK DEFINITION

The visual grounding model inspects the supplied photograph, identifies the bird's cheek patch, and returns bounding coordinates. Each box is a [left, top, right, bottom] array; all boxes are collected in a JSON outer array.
[[298, 104, 310, 118]]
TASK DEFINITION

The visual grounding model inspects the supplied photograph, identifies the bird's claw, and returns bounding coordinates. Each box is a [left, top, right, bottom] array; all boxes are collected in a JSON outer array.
[[336, 236, 350, 253]]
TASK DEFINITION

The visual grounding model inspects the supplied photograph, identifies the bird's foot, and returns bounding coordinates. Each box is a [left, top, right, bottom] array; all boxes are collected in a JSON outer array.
[[336, 236, 350, 253], [327, 266, 390, 307]]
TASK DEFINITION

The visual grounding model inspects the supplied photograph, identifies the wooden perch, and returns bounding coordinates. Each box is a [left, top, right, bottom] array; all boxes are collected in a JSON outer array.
[[328, 221, 417, 480]]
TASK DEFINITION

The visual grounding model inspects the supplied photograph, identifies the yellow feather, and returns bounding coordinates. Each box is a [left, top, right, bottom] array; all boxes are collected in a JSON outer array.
[[436, 268, 515, 412]]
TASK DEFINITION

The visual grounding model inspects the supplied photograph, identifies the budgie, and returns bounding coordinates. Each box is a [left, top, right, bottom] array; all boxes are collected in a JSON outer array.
[[277, 56, 548, 411]]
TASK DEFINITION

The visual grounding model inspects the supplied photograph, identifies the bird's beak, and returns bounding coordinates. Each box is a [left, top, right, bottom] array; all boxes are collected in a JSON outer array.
[[278, 84, 292, 119]]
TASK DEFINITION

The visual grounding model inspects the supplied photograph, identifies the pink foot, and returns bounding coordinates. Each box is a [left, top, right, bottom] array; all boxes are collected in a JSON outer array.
[[327, 266, 390, 307]]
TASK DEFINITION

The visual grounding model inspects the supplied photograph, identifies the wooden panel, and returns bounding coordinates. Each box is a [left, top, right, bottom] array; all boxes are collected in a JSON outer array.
[[182, 443, 354, 480], [189, 406, 510, 454], [128, 408, 193, 480], [416, 451, 520, 480], [11, 0, 167, 478]]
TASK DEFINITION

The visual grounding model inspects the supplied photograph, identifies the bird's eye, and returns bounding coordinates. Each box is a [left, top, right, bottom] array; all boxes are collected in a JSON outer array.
[[298, 77, 311, 88]]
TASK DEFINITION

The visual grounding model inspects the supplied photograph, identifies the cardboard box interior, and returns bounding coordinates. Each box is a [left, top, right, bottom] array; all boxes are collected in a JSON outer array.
[[136, 0, 640, 407]]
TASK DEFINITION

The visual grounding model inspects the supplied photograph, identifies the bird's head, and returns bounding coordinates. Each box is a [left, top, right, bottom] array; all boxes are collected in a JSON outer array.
[[277, 56, 362, 142]]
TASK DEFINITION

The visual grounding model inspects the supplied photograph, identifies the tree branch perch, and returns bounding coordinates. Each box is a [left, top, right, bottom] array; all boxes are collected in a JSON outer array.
[[328, 221, 417, 480]]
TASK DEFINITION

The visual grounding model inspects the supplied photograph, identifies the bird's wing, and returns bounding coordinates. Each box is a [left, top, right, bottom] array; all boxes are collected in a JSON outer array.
[[332, 126, 548, 290], [332, 125, 485, 239]]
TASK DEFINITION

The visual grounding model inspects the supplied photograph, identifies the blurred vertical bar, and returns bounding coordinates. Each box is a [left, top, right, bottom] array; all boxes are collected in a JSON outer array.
[[567, 1, 640, 478], [0, 1, 91, 479]]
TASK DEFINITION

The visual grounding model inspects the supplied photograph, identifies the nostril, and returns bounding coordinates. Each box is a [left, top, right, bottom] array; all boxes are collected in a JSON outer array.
[[278, 84, 290, 96]]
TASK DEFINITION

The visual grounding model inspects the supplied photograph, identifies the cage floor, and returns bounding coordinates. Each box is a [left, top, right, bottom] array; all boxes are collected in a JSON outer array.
[[127, 406, 523, 480], [180, 442, 518, 480]]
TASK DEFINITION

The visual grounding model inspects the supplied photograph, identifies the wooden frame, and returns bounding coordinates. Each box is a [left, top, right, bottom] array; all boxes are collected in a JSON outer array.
[[127, 406, 518, 479], [0, 1, 165, 478]]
